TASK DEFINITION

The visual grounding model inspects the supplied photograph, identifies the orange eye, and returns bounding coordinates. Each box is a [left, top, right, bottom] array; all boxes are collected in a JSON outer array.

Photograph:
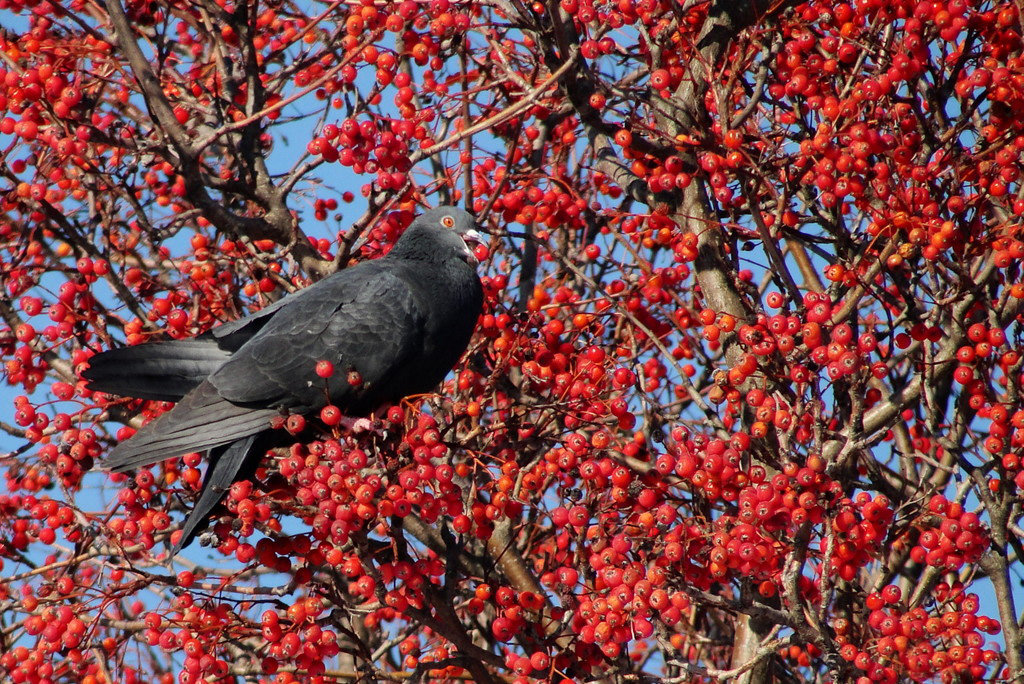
[[441, 216, 455, 228]]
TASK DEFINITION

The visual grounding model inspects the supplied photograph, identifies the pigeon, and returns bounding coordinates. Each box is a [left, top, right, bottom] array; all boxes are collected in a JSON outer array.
[[84, 206, 484, 553]]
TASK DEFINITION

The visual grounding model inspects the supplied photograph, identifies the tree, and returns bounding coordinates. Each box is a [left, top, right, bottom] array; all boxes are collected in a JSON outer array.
[[0, 0, 1022, 681]]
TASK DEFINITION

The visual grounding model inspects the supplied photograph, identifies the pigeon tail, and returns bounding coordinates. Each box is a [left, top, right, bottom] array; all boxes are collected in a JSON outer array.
[[84, 339, 231, 403]]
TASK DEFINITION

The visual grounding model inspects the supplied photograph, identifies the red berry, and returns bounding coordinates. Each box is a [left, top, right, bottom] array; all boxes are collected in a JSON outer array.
[[320, 405, 342, 426]]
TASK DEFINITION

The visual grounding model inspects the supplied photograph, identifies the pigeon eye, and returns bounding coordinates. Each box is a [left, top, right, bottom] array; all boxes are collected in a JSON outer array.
[[441, 216, 455, 228]]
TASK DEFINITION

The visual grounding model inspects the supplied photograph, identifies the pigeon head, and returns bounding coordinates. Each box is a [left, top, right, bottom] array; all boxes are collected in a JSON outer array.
[[390, 206, 483, 265]]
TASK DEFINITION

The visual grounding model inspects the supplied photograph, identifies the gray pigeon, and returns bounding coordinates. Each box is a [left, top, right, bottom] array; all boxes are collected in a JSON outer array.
[[84, 206, 484, 552]]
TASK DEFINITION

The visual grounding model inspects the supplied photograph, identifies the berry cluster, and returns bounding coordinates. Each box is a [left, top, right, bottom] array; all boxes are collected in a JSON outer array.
[[0, 0, 1020, 681]]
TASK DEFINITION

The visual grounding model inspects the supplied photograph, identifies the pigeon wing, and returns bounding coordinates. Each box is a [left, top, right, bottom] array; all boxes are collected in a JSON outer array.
[[170, 433, 261, 555], [101, 380, 279, 473], [209, 264, 426, 413]]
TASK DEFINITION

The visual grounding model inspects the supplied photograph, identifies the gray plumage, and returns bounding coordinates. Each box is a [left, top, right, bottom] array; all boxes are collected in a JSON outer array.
[[84, 207, 484, 552]]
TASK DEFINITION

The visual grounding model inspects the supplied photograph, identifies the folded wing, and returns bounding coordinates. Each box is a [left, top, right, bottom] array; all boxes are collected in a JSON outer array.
[[102, 380, 279, 473], [209, 264, 425, 414]]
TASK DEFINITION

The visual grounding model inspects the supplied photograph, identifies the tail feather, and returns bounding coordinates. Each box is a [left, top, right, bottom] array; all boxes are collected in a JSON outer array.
[[83, 339, 232, 402], [103, 381, 278, 472]]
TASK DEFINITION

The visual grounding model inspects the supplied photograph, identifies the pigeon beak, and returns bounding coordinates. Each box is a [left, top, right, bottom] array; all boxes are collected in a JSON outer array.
[[460, 229, 484, 264]]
